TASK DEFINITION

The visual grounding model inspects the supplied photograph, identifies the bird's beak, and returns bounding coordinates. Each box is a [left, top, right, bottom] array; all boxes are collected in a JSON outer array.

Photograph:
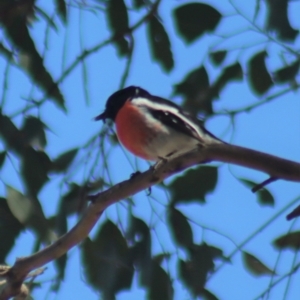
[[94, 111, 106, 122]]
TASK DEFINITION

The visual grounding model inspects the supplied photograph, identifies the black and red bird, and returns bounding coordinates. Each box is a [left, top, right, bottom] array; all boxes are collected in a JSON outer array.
[[95, 86, 298, 197], [95, 86, 222, 161]]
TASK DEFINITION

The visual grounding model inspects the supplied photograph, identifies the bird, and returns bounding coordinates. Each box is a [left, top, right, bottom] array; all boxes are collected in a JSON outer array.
[[95, 86, 291, 191], [95, 86, 223, 161]]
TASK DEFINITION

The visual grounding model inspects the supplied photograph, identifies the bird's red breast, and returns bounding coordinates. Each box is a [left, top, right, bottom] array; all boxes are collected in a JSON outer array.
[[115, 100, 157, 160]]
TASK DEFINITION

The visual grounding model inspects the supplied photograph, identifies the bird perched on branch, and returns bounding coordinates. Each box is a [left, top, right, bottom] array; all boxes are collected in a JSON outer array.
[[95, 86, 222, 161], [95, 86, 300, 194]]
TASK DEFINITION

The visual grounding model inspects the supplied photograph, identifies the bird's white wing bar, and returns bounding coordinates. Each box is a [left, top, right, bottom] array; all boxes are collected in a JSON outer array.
[[131, 97, 219, 143]]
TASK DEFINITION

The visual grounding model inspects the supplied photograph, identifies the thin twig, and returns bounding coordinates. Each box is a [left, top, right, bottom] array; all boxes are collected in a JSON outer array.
[[214, 86, 299, 117]]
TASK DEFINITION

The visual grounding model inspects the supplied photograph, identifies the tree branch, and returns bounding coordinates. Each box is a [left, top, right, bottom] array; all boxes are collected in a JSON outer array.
[[1, 140, 299, 299], [214, 86, 299, 117], [206, 143, 300, 182]]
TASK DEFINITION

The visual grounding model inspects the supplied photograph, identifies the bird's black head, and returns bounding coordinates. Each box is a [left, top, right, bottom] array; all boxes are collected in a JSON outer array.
[[95, 86, 150, 122]]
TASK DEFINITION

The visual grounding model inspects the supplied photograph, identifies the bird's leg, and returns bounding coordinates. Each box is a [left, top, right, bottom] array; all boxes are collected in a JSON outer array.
[[153, 155, 169, 170]]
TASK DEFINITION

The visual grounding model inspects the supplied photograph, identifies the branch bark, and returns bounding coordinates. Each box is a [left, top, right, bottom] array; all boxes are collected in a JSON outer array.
[[207, 143, 300, 182], [0, 141, 299, 299]]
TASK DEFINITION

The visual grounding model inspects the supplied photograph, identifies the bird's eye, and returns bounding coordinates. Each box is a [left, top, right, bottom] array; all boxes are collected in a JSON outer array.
[[164, 111, 169, 115]]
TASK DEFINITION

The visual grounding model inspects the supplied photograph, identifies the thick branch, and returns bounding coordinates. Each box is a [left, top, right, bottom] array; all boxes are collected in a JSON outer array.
[[206, 143, 300, 182]]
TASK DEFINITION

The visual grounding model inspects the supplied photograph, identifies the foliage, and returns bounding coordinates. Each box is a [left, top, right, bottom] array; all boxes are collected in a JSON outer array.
[[0, 0, 299, 299]]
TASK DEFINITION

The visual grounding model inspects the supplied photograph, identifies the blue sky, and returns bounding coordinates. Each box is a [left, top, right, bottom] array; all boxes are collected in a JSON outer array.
[[1, 0, 300, 299]]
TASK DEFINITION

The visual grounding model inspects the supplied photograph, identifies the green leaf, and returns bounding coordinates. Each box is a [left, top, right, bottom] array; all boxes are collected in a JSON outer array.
[[196, 62, 242, 115], [0, 197, 24, 263], [179, 243, 219, 296], [21, 116, 47, 149], [3, 15, 66, 110], [6, 186, 54, 242], [173, 65, 209, 114], [51, 207, 68, 287], [127, 216, 151, 249], [58, 183, 83, 216], [174, 66, 209, 98], [94, 220, 134, 294], [107, 0, 129, 32], [147, 16, 174, 72], [265, 0, 298, 41], [54, 253, 67, 284], [0, 0, 64, 109], [0, 151, 6, 169], [0, 0, 35, 25], [82, 220, 134, 297], [127, 216, 152, 287], [51, 148, 78, 173], [133, 0, 146, 8], [19, 51, 65, 110], [258, 189, 275, 206], [6, 186, 34, 225], [148, 261, 174, 300], [81, 237, 98, 287], [240, 178, 274, 207], [273, 60, 300, 83], [169, 166, 218, 204], [54, 187, 75, 284], [211, 62, 243, 98], [242, 251, 275, 276], [52, 208, 68, 287], [202, 289, 219, 300], [0, 114, 23, 153], [21, 148, 51, 196], [207, 245, 227, 261], [0, 42, 14, 60], [21, 147, 51, 196], [55, 0, 67, 23], [153, 253, 171, 265], [273, 231, 300, 250], [173, 3, 222, 44], [114, 37, 130, 56], [168, 207, 193, 248], [248, 51, 273, 95], [107, 0, 129, 56], [58, 180, 103, 216], [209, 50, 227, 66]]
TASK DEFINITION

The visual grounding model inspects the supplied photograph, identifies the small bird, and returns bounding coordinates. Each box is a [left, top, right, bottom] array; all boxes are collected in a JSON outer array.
[[95, 86, 289, 191], [95, 86, 222, 161]]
